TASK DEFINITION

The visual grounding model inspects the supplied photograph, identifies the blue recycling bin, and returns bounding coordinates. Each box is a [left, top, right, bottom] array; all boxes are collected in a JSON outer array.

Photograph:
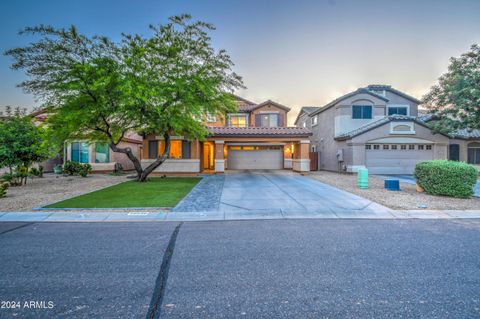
[[384, 179, 400, 191]]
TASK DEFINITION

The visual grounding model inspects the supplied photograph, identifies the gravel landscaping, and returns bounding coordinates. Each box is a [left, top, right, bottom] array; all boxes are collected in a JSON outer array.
[[309, 171, 480, 210], [0, 174, 128, 211]]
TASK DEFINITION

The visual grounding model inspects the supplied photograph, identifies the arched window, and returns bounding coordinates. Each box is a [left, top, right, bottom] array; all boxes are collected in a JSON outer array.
[[467, 142, 480, 164]]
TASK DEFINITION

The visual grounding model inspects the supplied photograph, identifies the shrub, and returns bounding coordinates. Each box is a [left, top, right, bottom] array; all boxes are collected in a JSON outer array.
[[0, 181, 8, 198], [414, 160, 478, 198], [29, 165, 43, 178], [63, 161, 92, 177]]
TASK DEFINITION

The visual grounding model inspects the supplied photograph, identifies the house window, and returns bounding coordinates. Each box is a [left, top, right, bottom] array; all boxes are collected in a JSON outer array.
[[383, 145, 389, 150], [311, 145, 316, 152], [311, 116, 318, 126], [365, 144, 371, 150], [148, 140, 158, 159], [303, 122, 306, 128], [229, 115, 247, 127], [149, 140, 191, 159], [391, 145, 397, 150], [206, 112, 217, 123], [71, 142, 89, 163], [418, 145, 424, 150], [388, 106, 409, 116], [373, 145, 380, 150], [401, 145, 407, 150], [408, 145, 415, 150], [468, 143, 480, 164], [261, 113, 279, 127], [95, 143, 110, 163], [352, 105, 372, 119], [426, 145, 432, 150]]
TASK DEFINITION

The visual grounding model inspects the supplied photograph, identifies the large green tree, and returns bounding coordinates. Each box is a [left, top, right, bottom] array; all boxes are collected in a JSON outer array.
[[5, 15, 243, 181], [0, 113, 50, 180], [423, 44, 480, 134]]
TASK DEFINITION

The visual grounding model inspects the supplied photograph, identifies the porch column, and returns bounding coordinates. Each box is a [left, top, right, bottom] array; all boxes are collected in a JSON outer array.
[[293, 140, 310, 172], [214, 140, 225, 173]]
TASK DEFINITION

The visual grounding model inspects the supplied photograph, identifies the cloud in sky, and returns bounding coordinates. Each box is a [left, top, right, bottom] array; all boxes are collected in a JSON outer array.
[[1, 0, 479, 123]]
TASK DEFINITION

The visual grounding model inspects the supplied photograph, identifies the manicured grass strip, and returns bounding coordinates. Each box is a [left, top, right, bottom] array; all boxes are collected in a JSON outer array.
[[44, 177, 201, 208]]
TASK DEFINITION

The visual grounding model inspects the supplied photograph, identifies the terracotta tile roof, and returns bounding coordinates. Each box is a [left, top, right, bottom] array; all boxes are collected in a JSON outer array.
[[207, 126, 312, 137]]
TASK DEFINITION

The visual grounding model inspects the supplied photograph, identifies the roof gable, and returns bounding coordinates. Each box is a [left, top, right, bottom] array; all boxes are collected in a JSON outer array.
[[248, 100, 291, 112], [294, 106, 320, 125], [310, 88, 389, 117]]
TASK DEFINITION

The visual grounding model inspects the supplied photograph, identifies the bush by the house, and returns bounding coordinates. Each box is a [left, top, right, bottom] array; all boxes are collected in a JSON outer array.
[[414, 160, 478, 198], [29, 165, 44, 178], [0, 181, 8, 198], [63, 161, 92, 177]]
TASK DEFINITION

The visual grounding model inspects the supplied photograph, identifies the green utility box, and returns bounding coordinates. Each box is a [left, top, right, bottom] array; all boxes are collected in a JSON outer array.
[[357, 168, 369, 189]]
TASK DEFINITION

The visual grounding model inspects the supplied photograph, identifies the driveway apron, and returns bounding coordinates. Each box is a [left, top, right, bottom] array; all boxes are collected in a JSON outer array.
[[174, 171, 391, 216]]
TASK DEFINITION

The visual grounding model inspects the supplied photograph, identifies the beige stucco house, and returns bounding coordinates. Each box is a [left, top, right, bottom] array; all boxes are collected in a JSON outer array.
[[295, 85, 465, 174]]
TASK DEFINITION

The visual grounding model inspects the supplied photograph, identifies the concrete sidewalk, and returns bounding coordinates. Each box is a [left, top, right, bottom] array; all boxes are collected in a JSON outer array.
[[1, 209, 480, 222]]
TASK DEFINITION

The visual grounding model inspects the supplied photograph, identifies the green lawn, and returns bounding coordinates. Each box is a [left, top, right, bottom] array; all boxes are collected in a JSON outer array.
[[45, 177, 201, 208]]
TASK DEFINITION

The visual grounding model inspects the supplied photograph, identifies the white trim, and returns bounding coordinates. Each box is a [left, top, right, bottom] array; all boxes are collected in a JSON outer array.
[[390, 122, 415, 135], [300, 140, 310, 144], [214, 140, 225, 145]]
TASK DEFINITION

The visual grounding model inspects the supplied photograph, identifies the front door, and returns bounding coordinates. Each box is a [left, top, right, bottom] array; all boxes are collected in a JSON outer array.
[[449, 144, 460, 161], [203, 142, 214, 170]]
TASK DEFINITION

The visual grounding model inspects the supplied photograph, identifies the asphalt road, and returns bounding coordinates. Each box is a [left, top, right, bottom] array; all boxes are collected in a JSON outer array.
[[1, 220, 480, 318]]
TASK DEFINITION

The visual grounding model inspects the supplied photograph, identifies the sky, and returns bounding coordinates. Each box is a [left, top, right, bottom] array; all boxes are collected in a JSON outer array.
[[1, 0, 479, 124]]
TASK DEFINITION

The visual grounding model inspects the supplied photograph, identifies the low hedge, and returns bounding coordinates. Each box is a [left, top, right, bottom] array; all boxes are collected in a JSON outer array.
[[63, 161, 92, 177], [414, 160, 477, 198]]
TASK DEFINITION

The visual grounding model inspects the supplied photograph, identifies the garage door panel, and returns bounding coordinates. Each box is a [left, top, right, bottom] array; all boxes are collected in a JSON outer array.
[[366, 148, 434, 174], [228, 149, 283, 170]]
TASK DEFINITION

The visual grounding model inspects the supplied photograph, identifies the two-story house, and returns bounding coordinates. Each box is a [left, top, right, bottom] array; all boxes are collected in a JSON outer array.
[[141, 95, 312, 174], [295, 85, 451, 174]]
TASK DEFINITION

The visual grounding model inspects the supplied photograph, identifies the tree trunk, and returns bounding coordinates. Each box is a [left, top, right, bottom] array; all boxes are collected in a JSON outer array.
[[109, 133, 171, 182], [138, 133, 171, 182]]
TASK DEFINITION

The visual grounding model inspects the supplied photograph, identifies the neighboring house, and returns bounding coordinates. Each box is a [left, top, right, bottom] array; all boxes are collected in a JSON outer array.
[[31, 109, 143, 173], [64, 131, 143, 172], [437, 128, 480, 167], [141, 95, 312, 174], [297, 85, 451, 174]]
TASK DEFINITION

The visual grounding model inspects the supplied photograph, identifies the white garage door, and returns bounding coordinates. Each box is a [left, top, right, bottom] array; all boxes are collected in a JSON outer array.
[[365, 144, 434, 174], [227, 146, 283, 170]]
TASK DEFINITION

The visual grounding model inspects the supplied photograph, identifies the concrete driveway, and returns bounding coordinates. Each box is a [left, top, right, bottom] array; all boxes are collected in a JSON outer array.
[[174, 171, 390, 217]]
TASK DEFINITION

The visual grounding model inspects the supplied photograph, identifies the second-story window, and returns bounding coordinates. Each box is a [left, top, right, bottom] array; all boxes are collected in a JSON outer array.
[[260, 113, 279, 127], [206, 112, 217, 122], [352, 105, 372, 119], [229, 114, 247, 127], [311, 116, 318, 126], [387, 106, 408, 116]]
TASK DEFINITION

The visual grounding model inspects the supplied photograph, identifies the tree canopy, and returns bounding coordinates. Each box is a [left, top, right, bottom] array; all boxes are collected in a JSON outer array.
[[5, 14, 244, 181], [423, 44, 480, 134], [0, 113, 50, 174]]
